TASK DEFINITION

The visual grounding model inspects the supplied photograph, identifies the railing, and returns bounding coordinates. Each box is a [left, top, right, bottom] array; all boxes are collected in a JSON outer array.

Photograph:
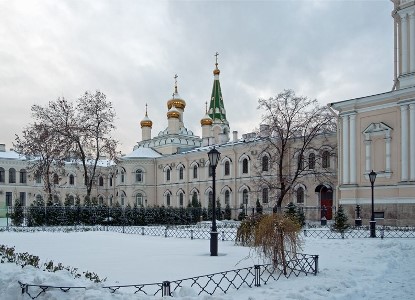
[[303, 226, 415, 239], [18, 253, 318, 299]]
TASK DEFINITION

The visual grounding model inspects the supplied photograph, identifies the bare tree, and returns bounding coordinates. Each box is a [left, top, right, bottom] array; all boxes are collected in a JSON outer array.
[[15, 91, 119, 202], [254, 89, 336, 209]]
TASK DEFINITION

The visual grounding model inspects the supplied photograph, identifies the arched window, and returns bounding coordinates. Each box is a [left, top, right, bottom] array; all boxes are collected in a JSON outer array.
[[242, 158, 248, 174], [121, 170, 125, 183], [121, 192, 125, 206], [19, 169, 27, 184], [262, 156, 269, 172], [179, 167, 184, 180], [99, 176, 104, 186], [208, 190, 213, 207], [109, 175, 113, 187], [308, 153, 316, 169], [136, 193, 143, 206], [179, 193, 184, 207], [192, 191, 198, 206], [193, 165, 198, 179], [225, 190, 230, 205], [98, 196, 104, 205], [242, 189, 249, 206], [166, 193, 171, 206], [9, 168, 16, 183], [53, 173, 59, 185], [166, 169, 171, 181], [208, 165, 213, 177], [69, 174, 75, 185], [299, 155, 304, 169], [322, 151, 330, 168], [0, 167, 5, 183], [224, 161, 230, 176], [136, 169, 143, 182], [297, 187, 304, 204], [262, 188, 269, 203], [35, 172, 42, 184], [109, 195, 113, 206]]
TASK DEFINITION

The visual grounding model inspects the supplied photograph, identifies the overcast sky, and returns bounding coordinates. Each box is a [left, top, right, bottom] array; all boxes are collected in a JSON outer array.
[[0, 0, 393, 154]]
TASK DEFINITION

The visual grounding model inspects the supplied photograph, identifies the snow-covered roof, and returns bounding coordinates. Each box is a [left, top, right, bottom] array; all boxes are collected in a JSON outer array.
[[124, 147, 162, 159], [0, 150, 25, 160]]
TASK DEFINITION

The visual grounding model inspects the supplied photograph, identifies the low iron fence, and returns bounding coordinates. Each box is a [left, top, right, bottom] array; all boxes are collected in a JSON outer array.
[[18, 253, 318, 299], [303, 226, 415, 239]]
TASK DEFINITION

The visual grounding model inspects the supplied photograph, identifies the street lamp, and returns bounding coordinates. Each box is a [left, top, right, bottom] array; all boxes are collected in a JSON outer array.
[[208, 147, 221, 256], [369, 170, 377, 238]]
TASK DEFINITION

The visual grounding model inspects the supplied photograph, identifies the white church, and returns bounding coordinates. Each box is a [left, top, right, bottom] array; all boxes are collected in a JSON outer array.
[[1, 0, 414, 225]]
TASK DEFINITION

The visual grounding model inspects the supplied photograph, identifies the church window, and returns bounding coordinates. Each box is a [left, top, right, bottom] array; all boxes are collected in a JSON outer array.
[[208, 190, 213, 207], [19, 169, 27, 184], [224, 161, 230, 176], [53, 173, 59, 185], [121, 170, 125, 183], [225, 190, 230, 205], [193, 165, 198, 179], [69, 174, 75, 185], [99, 176, 104, 186], [322, 151, 330, 168], [179, 167, 184, 180], [243, 189, 248, 206], [297, 187, 304, 204], [297, 154, 304, 170], [136, 193, 143, 206], [242, 158, 248, 174], [136, 169, 143, 182], [166, 169, 171, 181], [262, 188, 269, 203], [166, 193, 171, 206], [179, 193, 184, 207], [9, 168, 16, 183], [0, 167, 5, 183], [309, 153, 315, 169], [262, 156, 269, 172]]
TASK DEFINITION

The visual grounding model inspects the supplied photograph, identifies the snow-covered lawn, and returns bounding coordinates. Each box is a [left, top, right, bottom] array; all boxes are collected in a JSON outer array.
[[1, 229, 415, 299]]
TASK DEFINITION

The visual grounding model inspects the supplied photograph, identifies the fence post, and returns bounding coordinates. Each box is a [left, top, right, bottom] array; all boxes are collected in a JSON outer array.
[[191, 229, 193, 240], [304, 229, 307, 237], [165, 228, 167, 238], [141, 227, 145, 235], [162, 281, 171, 296], [254, 265, 261, 287], [314, 255, 319, 275]]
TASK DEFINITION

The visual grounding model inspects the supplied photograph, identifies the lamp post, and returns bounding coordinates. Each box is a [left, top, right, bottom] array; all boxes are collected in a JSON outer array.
[[369, 170, 377, 238], [208, 147, 221, 256]]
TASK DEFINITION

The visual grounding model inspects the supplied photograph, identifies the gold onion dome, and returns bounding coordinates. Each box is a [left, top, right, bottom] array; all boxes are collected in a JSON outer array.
[[140, 104, 153, 128], [167, 74, 186, 110], [167, 105, 180, 119], [200, 102, 213, 126]]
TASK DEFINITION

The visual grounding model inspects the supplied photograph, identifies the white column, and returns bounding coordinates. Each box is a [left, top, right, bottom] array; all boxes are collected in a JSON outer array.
[[410, 12, 415, 72], [401, 13, 409, 75], [410, 104, 415, 180], [401, 105, 409, 181], [349, 114, 356, 183], [385, 132, 391, 173], [364, 135, 371, 174], [342, 115, 349, 184]]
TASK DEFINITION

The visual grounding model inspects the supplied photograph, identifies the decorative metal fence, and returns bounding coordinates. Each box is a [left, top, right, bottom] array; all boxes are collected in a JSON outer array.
[[18, 253, 318, 299], [303, 226, 415, 239]]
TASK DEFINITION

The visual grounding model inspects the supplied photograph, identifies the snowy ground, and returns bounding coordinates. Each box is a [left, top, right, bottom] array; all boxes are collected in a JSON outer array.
[[1, 227, 415, 299]]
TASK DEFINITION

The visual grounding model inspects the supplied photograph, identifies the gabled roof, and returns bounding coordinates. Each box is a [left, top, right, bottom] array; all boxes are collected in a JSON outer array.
[[124, 147, 162, 159]]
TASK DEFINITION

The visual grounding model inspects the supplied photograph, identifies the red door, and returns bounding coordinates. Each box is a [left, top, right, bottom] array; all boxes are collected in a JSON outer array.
[[321, 192, 333, 220]]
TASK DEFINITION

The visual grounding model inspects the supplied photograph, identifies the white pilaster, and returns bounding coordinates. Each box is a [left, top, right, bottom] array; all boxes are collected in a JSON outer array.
[[410, 11, 415, 72], [401, 13, 409, 75], [364, 135, 371, 174], [385, 132, 391, 173], [349, 114, 356, 183], [342, 115, 349, 184], [401, 105, 409, 181], [410, 104, 415, 180]]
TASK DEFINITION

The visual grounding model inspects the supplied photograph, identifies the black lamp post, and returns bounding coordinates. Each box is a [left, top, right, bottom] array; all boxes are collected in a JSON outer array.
[[369, 170, 377, 238], [208, 147, 221, 256]]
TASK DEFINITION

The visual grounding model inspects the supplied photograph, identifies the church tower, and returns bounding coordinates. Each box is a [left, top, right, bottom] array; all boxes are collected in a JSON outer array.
[[208, 52, 230, 144], [392, 0, 415, 89], [140, 104, 152, 141]]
